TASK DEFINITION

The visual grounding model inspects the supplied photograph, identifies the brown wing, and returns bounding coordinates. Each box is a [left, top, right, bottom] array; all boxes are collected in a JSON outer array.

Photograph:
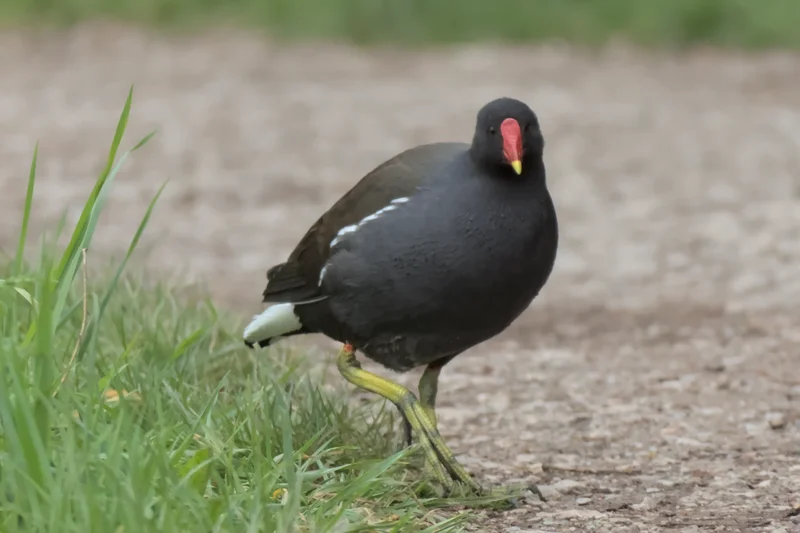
[[261, 142, 466, 303]]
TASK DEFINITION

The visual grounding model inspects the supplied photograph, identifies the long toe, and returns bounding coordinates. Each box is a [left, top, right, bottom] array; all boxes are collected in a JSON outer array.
[[408, 403, 482, 493], [400, 401, 456, 489], [487, 482, 546, 503], [447, 483, 546, 509], [411, 431, 454, 488]]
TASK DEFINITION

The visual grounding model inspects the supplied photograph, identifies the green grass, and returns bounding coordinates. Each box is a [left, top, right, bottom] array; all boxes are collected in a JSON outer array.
[[0, 88, 486, 532], [2, 0, 800, 49]]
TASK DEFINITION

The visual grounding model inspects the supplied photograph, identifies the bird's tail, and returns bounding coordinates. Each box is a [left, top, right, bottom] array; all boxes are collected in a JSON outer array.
[[243, 303, 309, 348]]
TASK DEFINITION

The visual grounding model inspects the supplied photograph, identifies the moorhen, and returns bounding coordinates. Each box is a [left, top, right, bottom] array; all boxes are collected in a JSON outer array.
[[244, 97, 558, 495]]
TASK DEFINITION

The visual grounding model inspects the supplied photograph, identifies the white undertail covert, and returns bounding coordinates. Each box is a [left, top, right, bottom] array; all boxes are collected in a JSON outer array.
[[243, 303, 302, 345]]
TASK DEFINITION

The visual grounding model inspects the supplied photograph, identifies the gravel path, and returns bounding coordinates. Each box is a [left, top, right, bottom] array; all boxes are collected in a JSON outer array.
[[1, 24, 799, 532]]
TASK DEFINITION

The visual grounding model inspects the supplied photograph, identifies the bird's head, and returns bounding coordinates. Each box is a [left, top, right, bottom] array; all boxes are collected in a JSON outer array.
[[470, 97, 544, 177]]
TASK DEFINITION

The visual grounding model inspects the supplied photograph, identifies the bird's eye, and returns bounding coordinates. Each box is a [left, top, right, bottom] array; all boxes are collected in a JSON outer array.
[[523, 123, 530, 133], [488, 126, 496, 135]]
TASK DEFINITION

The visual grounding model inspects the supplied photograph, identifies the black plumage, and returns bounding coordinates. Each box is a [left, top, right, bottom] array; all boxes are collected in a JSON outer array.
[[246, 98, 557, 372]]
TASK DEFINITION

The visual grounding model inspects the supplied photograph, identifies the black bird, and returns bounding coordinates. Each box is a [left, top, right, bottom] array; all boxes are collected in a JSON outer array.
[[244, 97, 558, 494]]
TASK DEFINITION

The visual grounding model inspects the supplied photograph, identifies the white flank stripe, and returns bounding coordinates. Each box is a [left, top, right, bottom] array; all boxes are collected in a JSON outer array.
[[243, 303, 302, 344], [318, 264, 329, 286], [328, 197, 410, 250], [320, 197, 411, 286], [329, 224, 358, 248], [357, 204, 396, 225]]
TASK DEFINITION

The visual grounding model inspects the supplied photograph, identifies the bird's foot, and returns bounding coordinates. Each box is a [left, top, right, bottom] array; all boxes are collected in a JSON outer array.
[[417, 474, 545, 508], [477, 482, 547, 506], [397, 390, 544, 507], [407, 398, 534, 504], [412, 408, 544, 505], [401, 400, 470, 489]]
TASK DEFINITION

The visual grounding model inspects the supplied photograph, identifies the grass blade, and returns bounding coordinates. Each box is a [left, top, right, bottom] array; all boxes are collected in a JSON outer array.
[[73, 181, 166, 365], [53, 87, 133, 285], [14, 142, 38, 276]]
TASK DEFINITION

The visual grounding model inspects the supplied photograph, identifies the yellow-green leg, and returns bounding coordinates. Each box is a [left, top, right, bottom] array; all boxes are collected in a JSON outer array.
[[416, 360, 453, 486], [418, 357, 452, 427], [336, 344, 480, 493], [401, 359, 448, 448]]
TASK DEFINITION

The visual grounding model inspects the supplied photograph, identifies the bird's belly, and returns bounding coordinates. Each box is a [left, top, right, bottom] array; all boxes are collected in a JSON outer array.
[[329, 241, 548, 362], [356, 329, 497, 372]]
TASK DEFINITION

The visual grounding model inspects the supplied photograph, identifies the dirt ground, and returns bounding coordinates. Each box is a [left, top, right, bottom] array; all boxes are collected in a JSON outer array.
[[1, 23, 799, 532]]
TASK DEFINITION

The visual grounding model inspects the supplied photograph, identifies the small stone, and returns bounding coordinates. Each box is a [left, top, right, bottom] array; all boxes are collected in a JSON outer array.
[[788, 501, 800, 516], [552, 479, 586, 494], [528, 462, 545, 476], [554, 509, 605, 520], [674, 437, 707, 448], [576, 497, 591, 505], [597, 497, 633, 512], [768, 413, 786, 430], [632, 495, 662, 511], [536, 485, 562, 501]]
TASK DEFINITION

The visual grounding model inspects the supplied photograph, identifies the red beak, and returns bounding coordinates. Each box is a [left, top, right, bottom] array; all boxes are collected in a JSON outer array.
[[500, 118, 523, 174]]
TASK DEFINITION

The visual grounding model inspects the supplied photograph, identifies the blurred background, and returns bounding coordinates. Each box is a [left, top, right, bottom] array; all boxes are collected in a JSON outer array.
[[1, 1, 799, 529]]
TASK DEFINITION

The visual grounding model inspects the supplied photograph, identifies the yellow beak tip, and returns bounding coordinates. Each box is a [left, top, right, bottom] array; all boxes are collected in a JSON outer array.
[[511, 160, 522, 175]]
